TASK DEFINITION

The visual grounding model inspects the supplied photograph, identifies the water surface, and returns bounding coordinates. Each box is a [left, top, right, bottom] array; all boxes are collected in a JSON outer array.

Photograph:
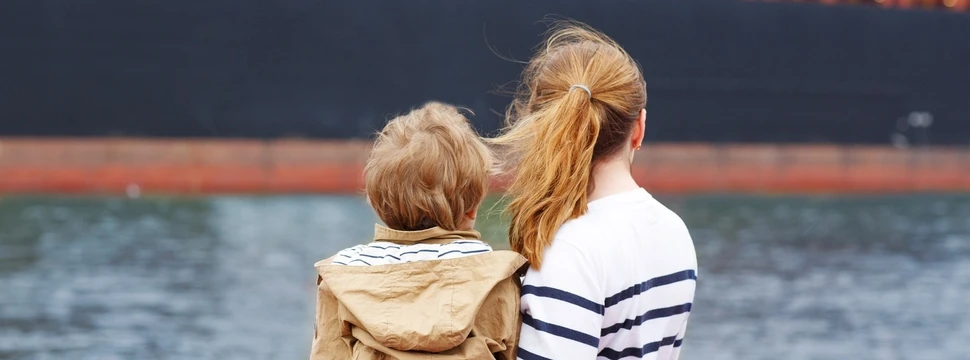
[[1, 194, 968, 360]]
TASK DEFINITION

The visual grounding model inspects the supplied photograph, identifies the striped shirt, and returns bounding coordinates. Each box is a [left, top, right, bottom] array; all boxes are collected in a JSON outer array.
[[332, 239, 492, 266], [517, 188, 697, 360]]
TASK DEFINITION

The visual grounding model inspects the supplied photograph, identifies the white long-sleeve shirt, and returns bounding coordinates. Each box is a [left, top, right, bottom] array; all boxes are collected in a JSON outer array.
[[517, 188, 697, 360]]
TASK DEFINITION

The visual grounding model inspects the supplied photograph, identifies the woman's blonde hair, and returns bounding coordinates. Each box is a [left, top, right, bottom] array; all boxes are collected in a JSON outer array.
[[366, 102, 492, 231], [491, 21, 647, 268]]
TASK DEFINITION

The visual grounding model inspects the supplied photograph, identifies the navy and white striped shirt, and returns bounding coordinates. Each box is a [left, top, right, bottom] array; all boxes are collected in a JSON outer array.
[[517, 188, 697, 360]]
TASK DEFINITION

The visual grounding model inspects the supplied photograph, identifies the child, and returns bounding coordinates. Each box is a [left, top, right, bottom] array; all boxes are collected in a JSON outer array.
[[310, 102, 527, 360]]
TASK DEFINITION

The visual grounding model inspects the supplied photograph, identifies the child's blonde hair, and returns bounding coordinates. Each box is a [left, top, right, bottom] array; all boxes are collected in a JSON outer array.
[[365, 102, 493, 231]]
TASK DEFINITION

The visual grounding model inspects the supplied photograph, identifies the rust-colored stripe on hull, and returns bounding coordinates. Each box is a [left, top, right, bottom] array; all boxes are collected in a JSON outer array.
[[1, 138, 968, 194]]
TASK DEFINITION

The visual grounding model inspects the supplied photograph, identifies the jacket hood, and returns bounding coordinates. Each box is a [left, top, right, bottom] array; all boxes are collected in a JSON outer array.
[[318, 251, 526, 353]]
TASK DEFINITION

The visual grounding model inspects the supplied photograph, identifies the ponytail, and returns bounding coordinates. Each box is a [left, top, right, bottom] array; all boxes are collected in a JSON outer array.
[[491, 21, 646, 269]]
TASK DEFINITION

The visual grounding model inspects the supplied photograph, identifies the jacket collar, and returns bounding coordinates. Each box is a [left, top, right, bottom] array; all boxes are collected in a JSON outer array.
[[372, 224, 481, 245]]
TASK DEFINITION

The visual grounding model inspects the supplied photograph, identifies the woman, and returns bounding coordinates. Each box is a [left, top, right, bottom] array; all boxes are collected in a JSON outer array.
[[491, 22, 698, 360]]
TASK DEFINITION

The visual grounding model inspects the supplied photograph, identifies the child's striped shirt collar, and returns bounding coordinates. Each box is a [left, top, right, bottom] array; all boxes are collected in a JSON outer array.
[[332, 224, 492, 266]]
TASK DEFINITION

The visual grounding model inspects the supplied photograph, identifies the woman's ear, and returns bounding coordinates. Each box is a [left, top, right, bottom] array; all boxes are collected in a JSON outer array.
[[631, 109, 647, 149]]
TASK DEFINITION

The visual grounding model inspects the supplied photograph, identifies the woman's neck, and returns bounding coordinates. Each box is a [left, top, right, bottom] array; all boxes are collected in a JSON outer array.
[[588, 156, 640, 202]]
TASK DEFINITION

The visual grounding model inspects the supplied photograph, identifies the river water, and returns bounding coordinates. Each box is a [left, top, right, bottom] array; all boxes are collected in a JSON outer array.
[[1, 194, 969, 360]]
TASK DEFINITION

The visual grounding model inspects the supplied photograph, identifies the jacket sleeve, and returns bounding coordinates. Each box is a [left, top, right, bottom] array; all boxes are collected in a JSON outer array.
[[309, 269, 353, 360]]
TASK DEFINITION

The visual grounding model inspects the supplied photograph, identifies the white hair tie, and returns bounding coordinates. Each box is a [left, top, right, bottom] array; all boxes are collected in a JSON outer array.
[[569, 84, 592, 99]]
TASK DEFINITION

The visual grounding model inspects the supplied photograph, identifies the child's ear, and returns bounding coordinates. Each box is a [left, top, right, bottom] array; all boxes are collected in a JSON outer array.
[[465, 208, 478, 220]]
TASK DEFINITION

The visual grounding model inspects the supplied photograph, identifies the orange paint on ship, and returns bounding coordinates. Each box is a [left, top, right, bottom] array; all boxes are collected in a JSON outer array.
[[0, 138, 968, 195]]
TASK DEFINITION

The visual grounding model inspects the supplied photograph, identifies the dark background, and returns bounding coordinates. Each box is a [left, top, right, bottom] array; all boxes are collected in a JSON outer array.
[[1, 0, 968, 144]]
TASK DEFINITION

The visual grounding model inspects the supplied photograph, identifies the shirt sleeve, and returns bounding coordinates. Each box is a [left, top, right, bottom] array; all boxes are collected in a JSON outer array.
[[516, 241, 604, 360], [669, 314, 691, 360]]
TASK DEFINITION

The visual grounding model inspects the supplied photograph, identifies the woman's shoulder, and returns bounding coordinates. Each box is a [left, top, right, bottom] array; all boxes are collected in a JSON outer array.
[[554, 216, 606, 246], [554, 201, 691, 252], [554, 204, 650, 242]]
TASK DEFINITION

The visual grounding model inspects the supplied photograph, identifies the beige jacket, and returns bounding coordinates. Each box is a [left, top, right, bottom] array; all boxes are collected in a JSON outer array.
[[310, 225, 528, 360]]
